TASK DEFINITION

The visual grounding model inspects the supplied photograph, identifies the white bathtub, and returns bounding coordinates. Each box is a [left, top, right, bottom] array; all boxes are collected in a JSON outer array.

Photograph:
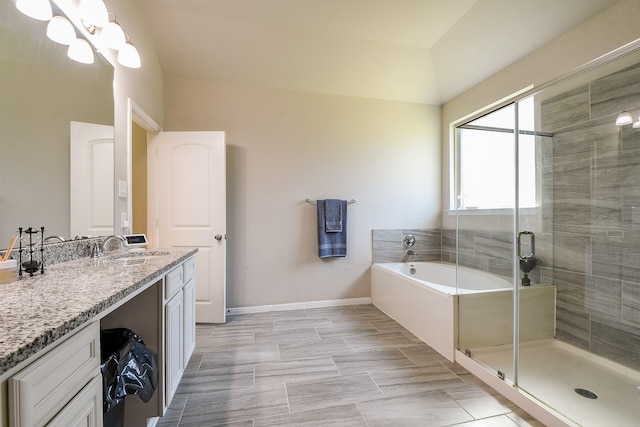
[[371, 262, 555, 362], [374, 262, 512, 295]]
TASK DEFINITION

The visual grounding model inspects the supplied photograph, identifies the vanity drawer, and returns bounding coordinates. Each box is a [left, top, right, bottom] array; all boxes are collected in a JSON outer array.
[[165, 265, 184, 300], [183, 257, 195, 283], [8, 321, 100, 427]]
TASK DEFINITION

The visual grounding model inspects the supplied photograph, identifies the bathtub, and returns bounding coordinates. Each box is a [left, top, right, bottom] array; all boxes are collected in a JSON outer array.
[[371, 262, 555, 362]]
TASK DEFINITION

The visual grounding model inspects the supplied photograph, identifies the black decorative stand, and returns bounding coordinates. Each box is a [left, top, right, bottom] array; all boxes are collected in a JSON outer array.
[[18, 226, 45, 278]]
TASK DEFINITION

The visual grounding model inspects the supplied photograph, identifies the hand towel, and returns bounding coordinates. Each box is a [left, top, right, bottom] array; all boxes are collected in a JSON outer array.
[[324, 199, 343, 232], [317, 199, 348, 258]]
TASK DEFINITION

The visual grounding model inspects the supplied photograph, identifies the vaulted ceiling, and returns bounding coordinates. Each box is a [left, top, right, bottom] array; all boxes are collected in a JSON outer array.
[[139, 0, 619, 105]]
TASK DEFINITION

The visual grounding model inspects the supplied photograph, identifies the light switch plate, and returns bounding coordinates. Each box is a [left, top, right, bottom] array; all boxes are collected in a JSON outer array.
[[118, 180, 127, 198]]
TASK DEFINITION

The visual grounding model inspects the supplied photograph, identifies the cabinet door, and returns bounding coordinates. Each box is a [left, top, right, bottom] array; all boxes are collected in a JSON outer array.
[[47, 375, 102, 427], [183, 278, 196, 367], [8, 322, 100, 426], [165, 291, 184, 406]]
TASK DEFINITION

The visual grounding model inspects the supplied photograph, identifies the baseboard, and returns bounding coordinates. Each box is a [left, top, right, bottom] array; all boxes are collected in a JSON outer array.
[[227, 297, 372, 315]]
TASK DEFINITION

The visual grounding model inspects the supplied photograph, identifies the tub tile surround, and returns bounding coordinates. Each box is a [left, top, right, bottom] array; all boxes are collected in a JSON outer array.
[[373, 228, 546, 285], [372, 228, 442, 263], [539, 61, 640, 371]]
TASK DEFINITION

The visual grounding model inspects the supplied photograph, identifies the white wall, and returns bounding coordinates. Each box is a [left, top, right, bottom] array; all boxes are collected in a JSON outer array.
[[441, 0, 640, 229], [164, 79, 441, 308]]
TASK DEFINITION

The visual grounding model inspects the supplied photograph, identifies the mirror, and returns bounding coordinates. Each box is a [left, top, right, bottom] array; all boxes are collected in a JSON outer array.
[[0, 1, 114, 245]]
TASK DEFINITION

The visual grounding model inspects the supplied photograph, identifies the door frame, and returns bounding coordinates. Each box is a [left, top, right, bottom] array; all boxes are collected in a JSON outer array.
[[126, 98, 162, 236]]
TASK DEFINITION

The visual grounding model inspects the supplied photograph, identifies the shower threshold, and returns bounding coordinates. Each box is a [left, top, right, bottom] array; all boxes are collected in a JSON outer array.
[[468, 339, 640, 427]]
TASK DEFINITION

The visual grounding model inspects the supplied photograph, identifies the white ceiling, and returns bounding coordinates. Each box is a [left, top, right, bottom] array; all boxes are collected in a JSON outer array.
[[139, 0, 620, 105]]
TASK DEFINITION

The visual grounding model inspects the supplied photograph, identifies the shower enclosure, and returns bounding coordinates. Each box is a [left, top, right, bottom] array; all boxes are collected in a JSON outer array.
[[453, 42, 640, 426]]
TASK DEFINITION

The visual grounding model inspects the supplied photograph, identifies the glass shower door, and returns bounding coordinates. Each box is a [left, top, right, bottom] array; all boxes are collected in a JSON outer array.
[[455, 104, 517, 383]]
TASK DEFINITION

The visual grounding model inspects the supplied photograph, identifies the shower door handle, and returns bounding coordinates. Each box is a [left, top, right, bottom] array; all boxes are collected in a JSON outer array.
[[517, 231, 535, 260]]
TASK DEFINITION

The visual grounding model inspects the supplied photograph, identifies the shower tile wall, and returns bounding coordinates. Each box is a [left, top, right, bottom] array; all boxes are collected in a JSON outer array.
[[372, 229, 540, 283], [540, 62, 640, 370]]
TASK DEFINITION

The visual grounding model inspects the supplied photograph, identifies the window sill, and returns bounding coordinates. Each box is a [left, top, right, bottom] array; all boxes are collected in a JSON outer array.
[[446, 207, 538, 216]]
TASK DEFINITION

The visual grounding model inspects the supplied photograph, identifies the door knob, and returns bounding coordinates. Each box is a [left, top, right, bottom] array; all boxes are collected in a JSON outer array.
[[214, 234, 223, 241]]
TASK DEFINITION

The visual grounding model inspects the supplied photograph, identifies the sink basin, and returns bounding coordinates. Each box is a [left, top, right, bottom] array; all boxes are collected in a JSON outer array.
[[109, 250, 171, 261]]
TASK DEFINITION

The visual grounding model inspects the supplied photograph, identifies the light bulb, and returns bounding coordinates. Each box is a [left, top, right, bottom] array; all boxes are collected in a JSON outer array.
[[78, 0, 108, 29], [117, 42, 141, 68], [100, 21, 126, 50], [68, 38, 95, 64], [615, 111, 633, 126], [16, 0, 53, 21], [47, 16, 76, 45]]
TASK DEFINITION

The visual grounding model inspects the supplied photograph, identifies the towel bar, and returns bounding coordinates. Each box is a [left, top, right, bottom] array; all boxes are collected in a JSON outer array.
[[305, 199, 356, 205]]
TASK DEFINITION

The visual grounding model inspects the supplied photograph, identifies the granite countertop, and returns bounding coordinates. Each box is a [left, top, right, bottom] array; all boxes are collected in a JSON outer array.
[[0, 248, 197, 376]]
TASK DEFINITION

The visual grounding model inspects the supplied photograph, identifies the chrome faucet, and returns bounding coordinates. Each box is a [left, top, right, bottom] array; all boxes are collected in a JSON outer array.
[[43, 235, 65, 243], [406, 250, 417, 263], [101, 235, 125, 254]]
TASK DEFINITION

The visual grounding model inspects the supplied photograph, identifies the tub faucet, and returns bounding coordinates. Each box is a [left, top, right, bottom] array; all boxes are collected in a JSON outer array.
[[406, 250, 417, 263]]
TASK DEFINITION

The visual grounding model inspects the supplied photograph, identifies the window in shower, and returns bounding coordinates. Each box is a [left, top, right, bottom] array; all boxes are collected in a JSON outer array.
[[455, 97, 536, 210]]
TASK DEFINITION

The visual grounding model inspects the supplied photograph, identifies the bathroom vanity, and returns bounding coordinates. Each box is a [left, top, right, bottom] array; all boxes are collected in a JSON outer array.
[[0, 248, 197, 426]]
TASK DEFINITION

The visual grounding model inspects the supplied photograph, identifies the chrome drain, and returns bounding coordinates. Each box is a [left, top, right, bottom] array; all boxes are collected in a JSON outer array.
[[575, 388, 598, 399]]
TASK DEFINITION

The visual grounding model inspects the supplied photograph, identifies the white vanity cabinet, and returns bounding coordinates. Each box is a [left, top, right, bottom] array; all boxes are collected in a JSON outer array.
[[7, 321, 102, 427], [182, 257, 196, 368], [164, 256, 196, 408]]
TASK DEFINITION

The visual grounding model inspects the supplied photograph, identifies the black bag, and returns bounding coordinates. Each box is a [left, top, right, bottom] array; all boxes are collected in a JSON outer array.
[[100, 328, 159, 413]]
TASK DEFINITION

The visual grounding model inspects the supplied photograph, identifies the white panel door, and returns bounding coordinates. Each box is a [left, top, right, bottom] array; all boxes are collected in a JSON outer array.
[[70, 121, 114, 238], [150, 131, 226, 323]]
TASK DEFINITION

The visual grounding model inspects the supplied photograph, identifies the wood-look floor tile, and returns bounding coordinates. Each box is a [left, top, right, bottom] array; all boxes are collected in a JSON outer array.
[[197, 331, 254, 349], [278, 337, 352, 361], [254, 356, 339, 386], [446, 375, 500, 399], [455, 394, 518, 419], [305, 306, 359, 316], [196, 324, 215, 336], [506, 409, 547, 427], [157, 304, 536, 427], [176, 364, 255, 394], [450, 414, 521, 426], [179, 385, 289, 426], [254, 327, 320, 346], [254, 404, 367, 426], [199, 345, 281, 369], [331, 348, 415, 375], [286, 374, 384, 412], [225, 313, 256, 320], [186, 352, 203, 370], [314, 323, 379, 339], [399, 343, 452, 367], [369, 318, 409, 333], [352, 305, 385, 315], [343, 331, 416, 351], [210, 320, 275, 334], [274, 317, 333, 331], [253, 309, 309, 321], [356, 390, 474, 426], [369, 365, 464, 397], [156, 394, 187, 426]]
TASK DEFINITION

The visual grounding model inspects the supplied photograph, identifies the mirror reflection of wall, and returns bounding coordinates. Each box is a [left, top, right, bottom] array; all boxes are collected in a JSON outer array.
[[0, 1, 114, 244], [131, 121, 147, 236]]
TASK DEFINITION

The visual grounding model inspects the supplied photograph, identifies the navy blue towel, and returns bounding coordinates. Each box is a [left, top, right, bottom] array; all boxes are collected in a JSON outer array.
[[324, 199, 343, 232], [317, 199, 348, 258]]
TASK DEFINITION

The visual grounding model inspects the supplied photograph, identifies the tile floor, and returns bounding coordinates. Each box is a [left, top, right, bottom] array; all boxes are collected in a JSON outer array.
[[157, 305, 544, 426]]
